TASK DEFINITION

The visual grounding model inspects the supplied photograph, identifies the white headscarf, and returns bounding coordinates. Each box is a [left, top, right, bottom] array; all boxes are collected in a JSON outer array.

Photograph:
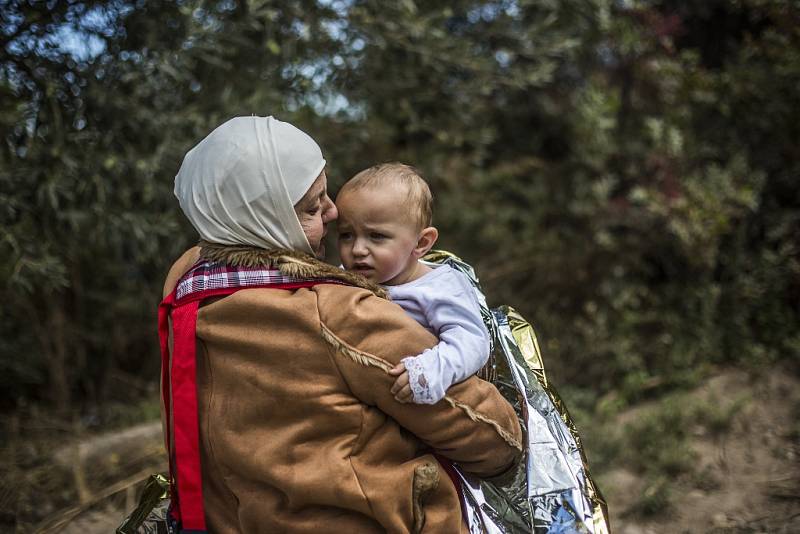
[[174, 116, 326, 253]]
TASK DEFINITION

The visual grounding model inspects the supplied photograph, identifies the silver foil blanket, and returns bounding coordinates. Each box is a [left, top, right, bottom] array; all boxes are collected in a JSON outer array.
[[422, 250, 610, 534]]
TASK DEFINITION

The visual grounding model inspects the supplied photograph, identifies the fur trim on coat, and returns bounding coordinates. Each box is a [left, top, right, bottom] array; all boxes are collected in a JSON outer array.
[[198, 241, 389, 299]]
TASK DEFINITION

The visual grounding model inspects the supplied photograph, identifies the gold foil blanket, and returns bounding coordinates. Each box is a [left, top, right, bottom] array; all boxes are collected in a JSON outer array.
[[423, 250, 609, 534]]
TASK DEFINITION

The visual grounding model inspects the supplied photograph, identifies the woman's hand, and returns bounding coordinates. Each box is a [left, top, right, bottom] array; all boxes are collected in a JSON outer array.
[[389, 363, 413, 403]]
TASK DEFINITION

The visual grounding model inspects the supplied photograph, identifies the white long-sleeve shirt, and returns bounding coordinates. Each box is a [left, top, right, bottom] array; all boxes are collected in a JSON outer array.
[[386, 264, 490, 404]]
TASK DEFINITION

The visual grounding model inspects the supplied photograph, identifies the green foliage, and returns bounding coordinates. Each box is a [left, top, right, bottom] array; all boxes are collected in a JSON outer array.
[[456, 0, 800, 400], [0, 0, 344, 409], [0, 0, 797, 430], [622, 397, 697, 477], [630, 476, 673, 517]]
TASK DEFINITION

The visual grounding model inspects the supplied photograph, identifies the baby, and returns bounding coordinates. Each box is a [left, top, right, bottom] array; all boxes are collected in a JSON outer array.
[[336, 163, 490, 404]]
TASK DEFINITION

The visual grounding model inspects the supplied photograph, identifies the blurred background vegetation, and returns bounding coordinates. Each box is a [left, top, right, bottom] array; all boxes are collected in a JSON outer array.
[[1, 0, 798, 531]]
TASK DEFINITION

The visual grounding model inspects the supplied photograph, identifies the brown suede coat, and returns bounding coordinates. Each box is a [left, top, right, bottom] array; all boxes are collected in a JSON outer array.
[[162, 245, 523, 534]]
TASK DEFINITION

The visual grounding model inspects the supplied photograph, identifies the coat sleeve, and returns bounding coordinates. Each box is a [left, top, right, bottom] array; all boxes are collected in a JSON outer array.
[[316, 286, 523, 477], [162, 246, 201, 298]]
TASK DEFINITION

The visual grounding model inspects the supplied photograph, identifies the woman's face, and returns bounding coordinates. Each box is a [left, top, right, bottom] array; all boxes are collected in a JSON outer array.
[[294, 171, 338, 258]]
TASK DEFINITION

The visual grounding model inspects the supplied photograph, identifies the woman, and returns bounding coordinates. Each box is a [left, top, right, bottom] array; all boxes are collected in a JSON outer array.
[[161, 116, 522, 533]]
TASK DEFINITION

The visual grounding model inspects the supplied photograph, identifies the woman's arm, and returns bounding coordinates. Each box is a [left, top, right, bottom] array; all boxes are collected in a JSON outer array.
[[316, 285, 522, 477]]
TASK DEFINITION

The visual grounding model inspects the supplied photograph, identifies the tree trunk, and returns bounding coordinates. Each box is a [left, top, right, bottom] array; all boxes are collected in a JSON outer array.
[[46, 299, 71, 413]]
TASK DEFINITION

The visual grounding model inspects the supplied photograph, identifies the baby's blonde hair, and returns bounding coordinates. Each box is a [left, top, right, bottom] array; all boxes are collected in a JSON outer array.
[[340, 162, 433, 230]]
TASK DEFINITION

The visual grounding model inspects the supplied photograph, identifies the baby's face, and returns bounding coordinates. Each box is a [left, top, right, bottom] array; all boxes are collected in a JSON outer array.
[[336, 185, 422, 285]]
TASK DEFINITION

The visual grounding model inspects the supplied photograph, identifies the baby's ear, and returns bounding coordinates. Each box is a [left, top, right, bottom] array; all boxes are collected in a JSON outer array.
[[413, 226, 439, 258]]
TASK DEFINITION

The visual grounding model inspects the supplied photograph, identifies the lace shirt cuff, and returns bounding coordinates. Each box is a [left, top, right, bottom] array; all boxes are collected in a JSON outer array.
[[402, 352, 446, 405]]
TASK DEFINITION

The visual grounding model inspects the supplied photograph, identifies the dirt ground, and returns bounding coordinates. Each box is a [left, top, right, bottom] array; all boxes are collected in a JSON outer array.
[[602, 367, 800, 533], [36, 366, 800, 533]]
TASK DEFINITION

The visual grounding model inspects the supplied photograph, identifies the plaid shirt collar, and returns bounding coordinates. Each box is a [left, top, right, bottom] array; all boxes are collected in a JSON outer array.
[[175, 259, 319, 301]]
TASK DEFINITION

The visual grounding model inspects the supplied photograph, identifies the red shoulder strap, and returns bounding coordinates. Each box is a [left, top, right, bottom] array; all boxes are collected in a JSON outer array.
[[158, 281, 330, 531]]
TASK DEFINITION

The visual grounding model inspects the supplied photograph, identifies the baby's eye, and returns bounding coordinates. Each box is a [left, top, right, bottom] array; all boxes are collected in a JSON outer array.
[[370, 232, 388, 240], [338, 232, 353, 240]]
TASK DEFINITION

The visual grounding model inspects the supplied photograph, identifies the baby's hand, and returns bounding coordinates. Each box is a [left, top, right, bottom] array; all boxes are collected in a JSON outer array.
[[389, 363, 413, 403]]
